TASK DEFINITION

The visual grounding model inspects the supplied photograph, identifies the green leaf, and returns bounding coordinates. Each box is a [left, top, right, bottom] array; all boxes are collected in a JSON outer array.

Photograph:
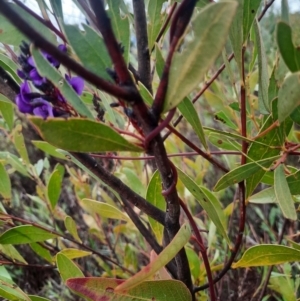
[[67, 278, 192, 301], [29, 242, 52, 263], [13, 124, 30, 165], [163, 2, 238, 112], [281, 0, 289, 23], [58, 248, 91, 260], [120, 167, 145, 197], [214, 111, 238, 130], [0, 279, 31, 301], [0, 53, 22, 85], [80, 198, 130, 222], [0, 162, 11, 200], [29, 117, 142, 152], [274, 165, 297, 220], [147, 0, 166, 50], [31, 47, 93, 119], [107, 0, 130, 63], [253, 18, 269, 113], [29, 296, 51, 301], [229, 0, 243, 75], [47, 164, 64, 209], [277, 21, 300, 72], [155, 44, 165, 78], [0, 225, 58, 245], [178, 97, 208, 149], [177, 169, 230, 245], [0, 244, 27, 264], [0, 3, 56, 46], [64, 216, 82, 243], [242, 0, 262, 42], [246, 114, 290, 197], [31, 141, 66, 160], [0, 95, 14, 131], [214, 156, 279, 191], [249, 187, 276, 204], [0, 152, 28, 177], [56, 253, 84, 282], [146, 171, 166, 244], [278, 72, 300, 122], [64, 24, 112, 81], [233, 245, 300, 268], [116, 223, 191, 291], [49, 0, 63, 20]]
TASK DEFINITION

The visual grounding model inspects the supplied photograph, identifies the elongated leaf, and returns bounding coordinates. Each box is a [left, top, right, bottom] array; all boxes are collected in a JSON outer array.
[[278, 72, 300, 122], [64, 216, 81, 243], [148, 0, 165, 50], [56, 253, 84, 282], [30, 242, 52, 263], [29, 296, 51, 301], [58, 248, 91, 260], [177, 169, 230, 245], [233, 245, 300, 268], [13, 124, 30, 165], [253, 18, 269, 113], [31, 47, 93, 119], [64, 24, 112, 81], [163, 2, 237, 112], [49, 0, 63, 20], [0, 152, 28, 177], [277, 21, 300, 72], [243, 0, 261, 42], [146, 171, 166, 244], [29, 117, 142, 152], [274, 165, 297, 220], [0, 94, 14, 131], [214, 156, 279, 191], [0, 225, 58, 245], [281, 0, 289, 23], [178, 97, 207, 149], [116, 223, 191, 291], [249, 187, 276, 204], [0, 3, 56, 46], [0, 53, 22, 85], [0, 162, 11, 200], [80, 198, 130, 222], [47, 164, 64, 209], [0, 279, 31, 301], [67, 278, 192, 301], [32, 141, 66, 160], [0, 244, 27, 264], [107, 0, 130, 63]]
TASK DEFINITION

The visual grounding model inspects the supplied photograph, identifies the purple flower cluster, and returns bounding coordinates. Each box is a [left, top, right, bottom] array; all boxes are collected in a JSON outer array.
[[16, 42, 84, 119]]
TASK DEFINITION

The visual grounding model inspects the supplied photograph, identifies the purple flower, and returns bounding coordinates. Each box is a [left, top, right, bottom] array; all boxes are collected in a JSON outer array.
[[65, 74, 84, 95], [16, 81, 33, 114], [32, 99, 54, 118]]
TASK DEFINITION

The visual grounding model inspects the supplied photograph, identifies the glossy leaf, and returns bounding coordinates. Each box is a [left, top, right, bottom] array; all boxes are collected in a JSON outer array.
[[278, 72, 300, 122], [277, 21, 300, 72], [56, 253, 84, 282], [233, 245, 300, 268], [30, 242, 52, 263], [178, 97, 208, 149], [31, 141, 66, 160], [214, 156, 279, 191], [80, 198, 130, 222], [0, 225, 58, 245], [107, 0, 130, 63], [13, 124, 30, 165], [146, 171, 165, 244], [115, 223, 191, 291], [31, 47, 93, 119], [67, 278, 192, 301], [29, 117, 142, 153], [0, 94, 14, 131], [147, 0, 165, 50], [64, 24, 112, 81], [163, 2, 237, 112], [64, 216, 82, 243], [253, 18, 269, 113], [177, 169, 230, 245], [47, 164, 64, 209], [0, 3, 56, 46], [58, 248, 91, 259], [0, 162, 11, 200], [274, 165, 297, 220]]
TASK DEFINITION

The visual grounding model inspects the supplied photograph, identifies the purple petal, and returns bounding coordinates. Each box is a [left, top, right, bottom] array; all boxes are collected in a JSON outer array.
[[65, 75, 84, 95], [58, 44, 67, 53], [27, 56, 35, 67], [17, 69, 26, 79], [32, 99, 54, 119], [29, 69, 45, 86], [16, 94, 33, 113]]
